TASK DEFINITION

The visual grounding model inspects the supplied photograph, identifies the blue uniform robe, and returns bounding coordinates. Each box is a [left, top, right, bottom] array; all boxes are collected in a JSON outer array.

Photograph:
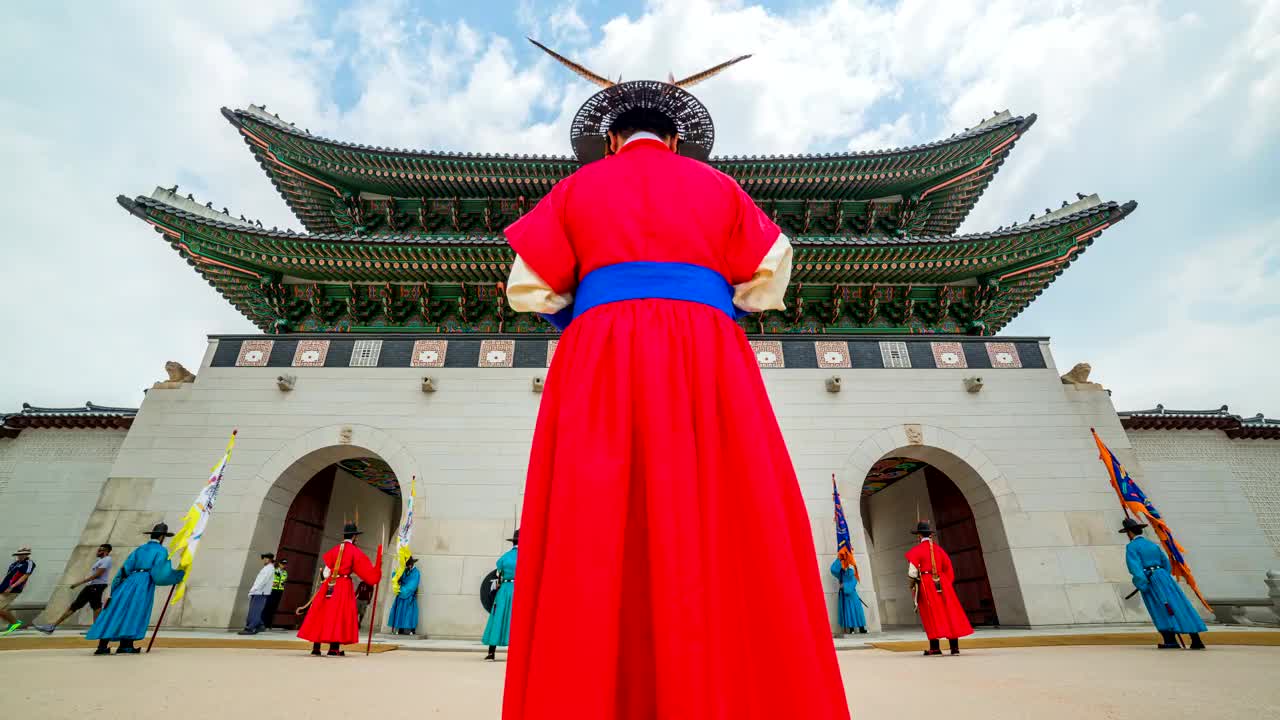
[[87, 541, 184, 641], [1126, 536, 1206, 634], [388, 566, 420, 631], [481, 547, 516, 646], [829, 559, 866, 630]]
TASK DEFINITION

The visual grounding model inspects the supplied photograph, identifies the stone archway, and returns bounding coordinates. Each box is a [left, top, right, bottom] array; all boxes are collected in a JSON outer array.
[[837, 424, 1026, 630], [231, 424, 420, 630]]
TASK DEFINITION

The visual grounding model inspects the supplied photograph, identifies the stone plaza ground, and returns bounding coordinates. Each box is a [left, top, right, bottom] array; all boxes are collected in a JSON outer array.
[[2, 642, 1278, 719]]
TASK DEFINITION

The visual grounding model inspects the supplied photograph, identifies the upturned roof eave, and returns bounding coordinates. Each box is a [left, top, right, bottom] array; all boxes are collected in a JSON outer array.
[[224, 105, 1034, 166], [120, 188, 1128, 251]]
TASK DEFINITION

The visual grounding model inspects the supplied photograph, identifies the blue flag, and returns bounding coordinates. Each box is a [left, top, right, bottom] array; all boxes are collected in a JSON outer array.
[[832, 475, 857, 577]]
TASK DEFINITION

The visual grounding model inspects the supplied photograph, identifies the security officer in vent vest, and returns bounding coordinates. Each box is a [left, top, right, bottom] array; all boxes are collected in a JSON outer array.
[[1121, 518, 1206, 649]]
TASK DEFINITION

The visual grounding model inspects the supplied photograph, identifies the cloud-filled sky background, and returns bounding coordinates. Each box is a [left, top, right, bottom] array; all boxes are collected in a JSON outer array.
[[1, 0, 1276, 415]]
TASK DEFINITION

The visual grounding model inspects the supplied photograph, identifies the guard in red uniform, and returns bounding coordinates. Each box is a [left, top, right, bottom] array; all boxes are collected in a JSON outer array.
[[905, 521, 974, 655], [297, 522, 380, 656], [501, 43, 849, 719]]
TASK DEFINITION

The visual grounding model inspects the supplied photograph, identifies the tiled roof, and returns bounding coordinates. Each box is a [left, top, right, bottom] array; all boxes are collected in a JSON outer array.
[[2, 402, 137, 435], [224, 105, 1035, 236], [1119, 404, 1280, 439]]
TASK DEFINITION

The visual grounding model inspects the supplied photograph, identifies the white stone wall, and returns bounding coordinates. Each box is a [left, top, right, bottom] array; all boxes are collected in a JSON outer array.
[[1123, 429, 1280, 600], [0, 428, 125, 608], [17, 336, 1259, 635]]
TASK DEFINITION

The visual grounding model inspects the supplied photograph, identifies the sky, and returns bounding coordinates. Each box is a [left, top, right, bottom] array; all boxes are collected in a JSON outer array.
[[1, 0, 1277, 416]]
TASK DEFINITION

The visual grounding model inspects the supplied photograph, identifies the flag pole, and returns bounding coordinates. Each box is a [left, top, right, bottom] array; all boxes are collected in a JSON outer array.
[[366, 525, 385, 656], [146, 587, 176, 653]]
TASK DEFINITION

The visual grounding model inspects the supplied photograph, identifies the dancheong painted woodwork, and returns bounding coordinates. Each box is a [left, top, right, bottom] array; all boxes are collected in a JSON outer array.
[[118, 102, 1135, 335]]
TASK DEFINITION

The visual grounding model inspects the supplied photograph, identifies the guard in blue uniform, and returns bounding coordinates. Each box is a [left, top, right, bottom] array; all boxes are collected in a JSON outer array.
[[482, 529, 517, 660], [388, 557, 420, 635], [829, 558, 866, 634], [1122, 518, 1206, 650], [86, 522, 185, 655]]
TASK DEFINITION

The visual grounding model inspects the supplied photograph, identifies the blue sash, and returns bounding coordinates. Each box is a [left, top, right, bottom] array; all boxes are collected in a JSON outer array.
[[540, 261, 747, 331]]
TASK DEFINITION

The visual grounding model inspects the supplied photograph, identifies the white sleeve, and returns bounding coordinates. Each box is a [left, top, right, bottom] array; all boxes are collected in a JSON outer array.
[[732, 234, 793, 313], [907, 562, 919, 579], [506, 255, 574, 314], [322, 566, 331, 580], [249, 567, 271, 595]]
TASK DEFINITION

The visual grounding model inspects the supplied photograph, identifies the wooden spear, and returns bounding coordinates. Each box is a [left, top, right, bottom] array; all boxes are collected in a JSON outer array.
[[365, 525, 385, 656], [145, 586, 177, 653]]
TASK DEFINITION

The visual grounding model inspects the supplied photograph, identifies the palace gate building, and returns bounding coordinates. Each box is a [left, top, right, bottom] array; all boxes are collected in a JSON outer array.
[[2, 98, 1277, 636]]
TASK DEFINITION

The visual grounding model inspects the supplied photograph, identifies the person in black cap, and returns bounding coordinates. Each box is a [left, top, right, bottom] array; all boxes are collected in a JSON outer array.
[[500, 40, 848, 720], [86, 522, 185, 655], [482, 530, 517, 661], [239, 552, 276, 635], [1121, 517, 1206, 649], [296, 520, 381, 656], [905, 520, 973, 656]]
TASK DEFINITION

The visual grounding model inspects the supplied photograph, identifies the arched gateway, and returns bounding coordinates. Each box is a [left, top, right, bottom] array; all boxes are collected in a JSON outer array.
[[838, 424, 1026, 632], [233, 425, 417, 629]]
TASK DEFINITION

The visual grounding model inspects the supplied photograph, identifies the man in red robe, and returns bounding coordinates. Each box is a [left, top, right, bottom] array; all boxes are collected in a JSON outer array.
[[297, 522, 380, 656], [501, 47, 848, 720], [905, 521, 974, 655]]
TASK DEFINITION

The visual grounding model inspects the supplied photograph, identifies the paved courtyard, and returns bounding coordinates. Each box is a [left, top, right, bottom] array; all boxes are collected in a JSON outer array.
[[1, 644, 1277, 718]]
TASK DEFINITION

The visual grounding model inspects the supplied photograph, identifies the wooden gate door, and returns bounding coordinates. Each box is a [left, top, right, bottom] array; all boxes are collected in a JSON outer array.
[[925, 467, 999, 626], [271, 466, 335, 629]]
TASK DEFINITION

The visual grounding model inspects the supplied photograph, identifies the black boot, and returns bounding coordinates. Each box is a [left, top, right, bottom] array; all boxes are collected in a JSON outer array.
[[949, 638, 960, 655], [117, 639, 140, 655], [858, 627, 868, 634], [923, 639, 942, 656], [1157, 631, 1179, 649], [485, 645, 497, 661], [327, 643, 344, 657], [94, 639, 112, 656], [310, 642, 322, 656], [1189, 633, 1205, 650]]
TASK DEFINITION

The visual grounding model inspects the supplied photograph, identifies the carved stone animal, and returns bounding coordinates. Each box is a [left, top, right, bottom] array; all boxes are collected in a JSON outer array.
[[165, 361, 196, 383], [1060, 363, 1093, 385], [151, 361, 196, 389]]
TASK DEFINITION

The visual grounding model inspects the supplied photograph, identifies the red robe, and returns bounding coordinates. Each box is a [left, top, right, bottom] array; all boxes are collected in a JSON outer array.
[[297, 540, 380, 645], [905, 539, 974, 640], [502, 139, 849, 719]]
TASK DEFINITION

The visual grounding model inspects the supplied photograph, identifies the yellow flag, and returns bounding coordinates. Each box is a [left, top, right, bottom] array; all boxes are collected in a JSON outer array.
[[168, 430, 236, 604]]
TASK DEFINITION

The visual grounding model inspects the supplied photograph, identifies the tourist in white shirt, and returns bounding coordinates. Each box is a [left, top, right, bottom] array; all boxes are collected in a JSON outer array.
[[238, 552, 275, 635]]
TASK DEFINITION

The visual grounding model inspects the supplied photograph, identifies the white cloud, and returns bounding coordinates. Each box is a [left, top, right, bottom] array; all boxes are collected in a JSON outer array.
[[844, 113, 916, 152], [0, 0, 1276, 419], [1088, 219, 1280, 412]]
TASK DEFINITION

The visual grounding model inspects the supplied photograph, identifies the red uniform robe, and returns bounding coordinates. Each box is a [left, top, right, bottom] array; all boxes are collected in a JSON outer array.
[[502, 138, 849, 719], [297, 540, 380, 645], [905, 539, 974, 640]]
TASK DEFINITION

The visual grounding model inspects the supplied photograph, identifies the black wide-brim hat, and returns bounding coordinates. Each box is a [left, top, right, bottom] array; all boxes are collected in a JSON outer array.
[[910, 521, 934, 535], [571, 80, 715, 163], [342, 522, 362, 537], [144, 522, 175, 537], [508, 529, 520, 544], [1119, 517, 1148, 534]]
